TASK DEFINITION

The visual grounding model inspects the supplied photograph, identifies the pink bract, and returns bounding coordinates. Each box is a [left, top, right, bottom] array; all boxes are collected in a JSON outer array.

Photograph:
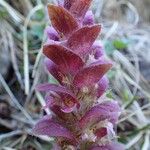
[[43, 44, 84, 74], [79, 101, 121, 128], [73, 60, 112, 88], [67, 25, 101, 58], [47, 4, 78, 37], [32, 115, 75, 140]]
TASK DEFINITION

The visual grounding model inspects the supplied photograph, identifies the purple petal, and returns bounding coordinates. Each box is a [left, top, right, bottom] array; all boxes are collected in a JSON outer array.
[[61, 93, 80, 108], [79, 101, 121, 128], [45, 26, 59, 41], [61, 104, 77, 113], [50, 105, 78, 123], [73, 60, 112, 88], [89, 142, 125, 150], [36, 83, 76, 99], [43, 95, 55, 109], [97, 76, 109, 98], [45, 39, 61, 46], [43, 44, 84, 74], [47, 4, 78, 37], [64, 0, 75, 10], [70, 0, 93, 20], [83, 10, 94, 25], [36, 83, 80, 109], [57, 0, 64, 6], [32, 115, 75, 140], [94, 127, 107, 139], [91, 41, 104, 59], [67, 25, 101, 57], [51, 105, 67, 119], [52, 143, 61, 150], [44, 58, 63, 83]]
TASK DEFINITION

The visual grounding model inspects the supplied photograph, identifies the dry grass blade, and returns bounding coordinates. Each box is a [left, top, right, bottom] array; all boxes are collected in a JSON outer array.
[[2, 147, 16, 150], [125, 133, 143, 149], [118, 103, 150, 123], [0, 73, 34, 123], [103, 21, 119, 42], [0, 130, 22, 141], [23, 4, 43, 95], [142, 133, 150, 150], [118, 0, 139, 25], [32, 33, 46, 78], [7, 33, 24, 89], [35, 91, 51, 115], [0, 0, 24, 23]]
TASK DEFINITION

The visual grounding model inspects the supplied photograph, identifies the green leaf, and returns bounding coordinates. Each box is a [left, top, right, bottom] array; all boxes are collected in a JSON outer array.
[[48, 74, 59, 85], [0, 7, 8, 19], [106, 90, 114, 99], [33, 9, 45, 21], [121, 89, 131, 102], [113, 40, 127, 50]]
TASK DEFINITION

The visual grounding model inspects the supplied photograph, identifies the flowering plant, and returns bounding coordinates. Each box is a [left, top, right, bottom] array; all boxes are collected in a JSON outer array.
[[32, 0, 124, 149]]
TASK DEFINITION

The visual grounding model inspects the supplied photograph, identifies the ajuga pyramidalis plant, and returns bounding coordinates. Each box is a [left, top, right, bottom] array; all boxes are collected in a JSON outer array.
[[32, 0, 124, 150]]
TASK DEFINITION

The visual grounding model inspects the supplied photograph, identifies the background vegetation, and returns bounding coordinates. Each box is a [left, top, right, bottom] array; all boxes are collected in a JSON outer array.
[[0, 0, 150, 149]]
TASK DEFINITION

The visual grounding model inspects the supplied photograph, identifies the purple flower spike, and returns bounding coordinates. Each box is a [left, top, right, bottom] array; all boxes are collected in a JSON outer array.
[[33, 1, 124, 149], [83, 10, 94, 25]]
